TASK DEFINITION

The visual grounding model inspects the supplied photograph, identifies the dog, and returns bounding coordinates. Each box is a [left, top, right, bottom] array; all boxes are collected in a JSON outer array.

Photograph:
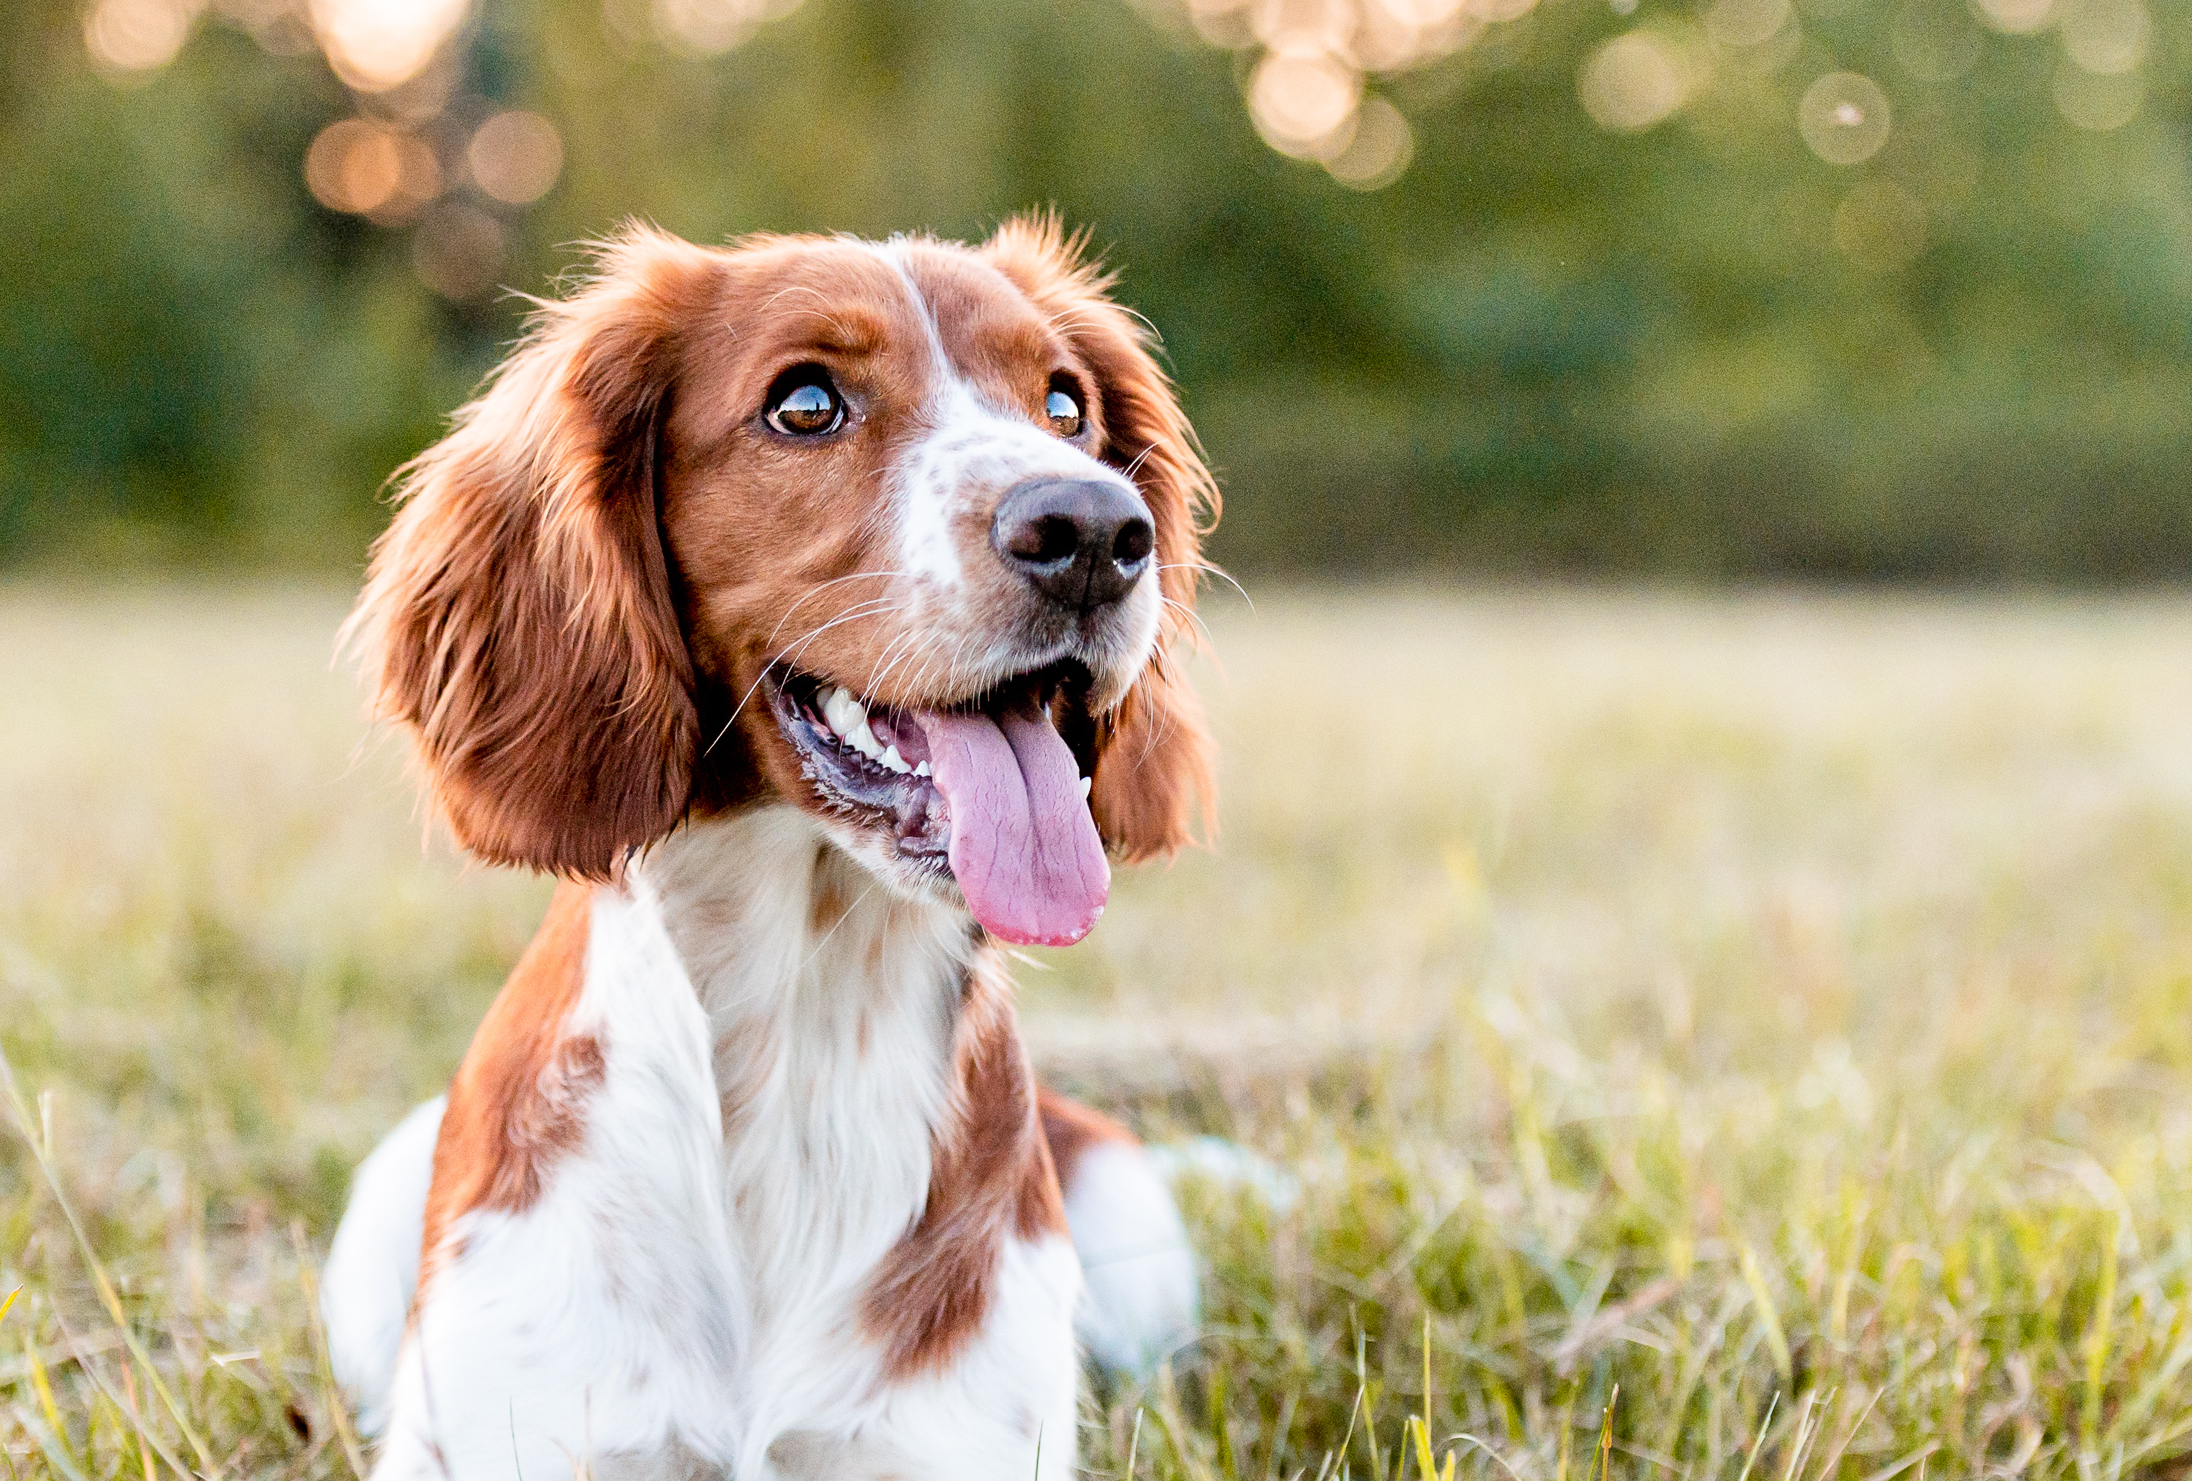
[[319, 217, 1215, 1481]]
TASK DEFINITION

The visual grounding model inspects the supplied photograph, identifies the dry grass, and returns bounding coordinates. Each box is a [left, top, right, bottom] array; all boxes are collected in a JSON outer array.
[[5, 584, 2192, 1480]]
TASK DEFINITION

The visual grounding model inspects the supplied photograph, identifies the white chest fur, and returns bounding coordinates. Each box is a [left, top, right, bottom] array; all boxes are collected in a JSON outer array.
[[352, 808, 1080, 1481]]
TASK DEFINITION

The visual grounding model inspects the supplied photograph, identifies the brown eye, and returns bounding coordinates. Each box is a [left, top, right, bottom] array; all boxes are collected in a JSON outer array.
[[1045, 381, 1083, 438], [766, 370, 843, 436]]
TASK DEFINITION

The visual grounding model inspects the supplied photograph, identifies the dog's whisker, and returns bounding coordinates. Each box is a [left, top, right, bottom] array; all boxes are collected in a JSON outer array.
[[706, 599, 906, 756], [1120, 442, 1161, 481], [773, 597, 905, 666], [939, 631, 978, 714], [863, 626, 951, 709], [762, 572, 900, 650], [858, 624, 929, 704], [1158, 594, 1215, 649], [1156, 559, 1252, 609], [913, 632, 961, 711]]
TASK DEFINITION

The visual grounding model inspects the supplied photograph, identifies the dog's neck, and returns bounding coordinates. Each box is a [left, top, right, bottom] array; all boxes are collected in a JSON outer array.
[[630, 807, 985, 1308]]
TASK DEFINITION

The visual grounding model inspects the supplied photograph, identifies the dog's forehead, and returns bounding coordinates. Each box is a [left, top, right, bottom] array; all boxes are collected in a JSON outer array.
[[701, 236, 1058, 391], [886, 241, 1060, 369], [712, 238, 922, 351]]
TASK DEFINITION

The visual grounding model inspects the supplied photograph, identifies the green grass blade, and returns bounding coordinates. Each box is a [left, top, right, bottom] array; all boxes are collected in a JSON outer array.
[[0, 1044, 219, 1475]]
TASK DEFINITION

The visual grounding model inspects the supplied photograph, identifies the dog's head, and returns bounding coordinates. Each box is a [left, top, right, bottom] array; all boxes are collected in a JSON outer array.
[[347, 219, 1216, 946]]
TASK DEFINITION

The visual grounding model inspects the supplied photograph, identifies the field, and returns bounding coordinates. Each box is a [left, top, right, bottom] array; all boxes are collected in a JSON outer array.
[[5, 585, 2192, 1480]]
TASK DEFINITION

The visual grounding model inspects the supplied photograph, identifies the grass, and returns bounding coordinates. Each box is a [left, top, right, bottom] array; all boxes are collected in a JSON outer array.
[[5, 583, 2192, 1480]]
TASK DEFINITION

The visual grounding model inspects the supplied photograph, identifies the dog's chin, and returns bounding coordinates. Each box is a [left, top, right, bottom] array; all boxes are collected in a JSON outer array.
[[813, 818, 969, 919]]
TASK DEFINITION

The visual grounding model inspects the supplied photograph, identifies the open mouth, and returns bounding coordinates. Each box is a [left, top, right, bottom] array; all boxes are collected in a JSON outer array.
[[763, 661, 1110, 947]]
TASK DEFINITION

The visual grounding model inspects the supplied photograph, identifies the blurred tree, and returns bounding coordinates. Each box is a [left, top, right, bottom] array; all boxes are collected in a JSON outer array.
[[2, 0, 2188, 577]]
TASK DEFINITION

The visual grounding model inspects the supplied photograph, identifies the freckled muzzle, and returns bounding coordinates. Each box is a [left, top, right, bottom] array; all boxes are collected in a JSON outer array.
[[764, 662, 1110, 946]]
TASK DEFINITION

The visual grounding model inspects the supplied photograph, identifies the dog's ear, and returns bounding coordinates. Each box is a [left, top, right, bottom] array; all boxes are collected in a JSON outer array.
[[983, 214, 1219, 863], [345, 225, 724, 878]]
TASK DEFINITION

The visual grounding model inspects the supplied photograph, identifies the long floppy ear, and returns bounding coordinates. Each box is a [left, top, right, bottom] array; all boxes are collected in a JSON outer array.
[[983, 214, 1219, 863], [344, 225, 723, 878]]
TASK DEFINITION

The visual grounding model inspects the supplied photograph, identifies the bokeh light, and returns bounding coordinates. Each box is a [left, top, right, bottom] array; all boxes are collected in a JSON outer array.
[[1352, 0, 1483, 70], [1798, 71, 1891, 163], [304, 118, 440, 220], [1326, 95, 1414, 188], [82, 0, 1485, 189], [207, 0, 312, 51], [61, 0, 2174, 209], [49, 0, 2178, 347], [83, 0, 205, 74], [1578, 30, 1699, 134], [1705, 0, 1793, 51], [1163, 0, 1540, 184], [467, 111, 563, 205], [308, 0, 469, 91], [1248, 48, 1364, 158], [1969, 0, 2053, 34], [2053, 61, 2143, 128], [652, 0, 805, 54], [2056, 0, 2147, 74], [1471, 0, 1538, 24]]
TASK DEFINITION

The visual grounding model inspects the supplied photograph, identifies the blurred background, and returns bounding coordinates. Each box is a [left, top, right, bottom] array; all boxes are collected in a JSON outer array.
[[6, 0, 2190, 581], [13, 0, 2192, 1466]]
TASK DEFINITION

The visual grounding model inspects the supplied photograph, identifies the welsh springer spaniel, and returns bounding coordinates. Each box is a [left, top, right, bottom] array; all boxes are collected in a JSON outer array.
[[319, 219, 1215, 1481]]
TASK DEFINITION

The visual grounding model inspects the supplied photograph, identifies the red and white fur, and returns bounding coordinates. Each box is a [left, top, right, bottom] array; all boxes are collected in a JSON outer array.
[[321, 219, 1213, 1481]]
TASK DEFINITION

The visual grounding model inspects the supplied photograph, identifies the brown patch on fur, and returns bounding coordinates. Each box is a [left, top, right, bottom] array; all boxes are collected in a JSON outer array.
[[420, 883, 604, 1287], [712, 1015, 777, 1136], [1035, 1087, 1138, 1189], [345, 230, 726, 879], [980, 216, 1220, 862], [809, 847, 852, 935], [862, 962, 1068, 1378]]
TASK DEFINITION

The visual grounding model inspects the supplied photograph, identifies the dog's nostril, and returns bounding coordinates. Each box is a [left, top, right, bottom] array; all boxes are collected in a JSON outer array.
[[1112, 518, 1153, 569], [1007, 514, 1082, 568]]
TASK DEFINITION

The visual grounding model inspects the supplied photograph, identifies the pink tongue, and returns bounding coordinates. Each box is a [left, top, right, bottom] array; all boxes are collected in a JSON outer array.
[[916, 705, 1109, 946]]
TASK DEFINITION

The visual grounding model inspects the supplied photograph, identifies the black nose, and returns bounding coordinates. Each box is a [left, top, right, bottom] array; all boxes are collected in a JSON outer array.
[[991, 478, 1154, 613]]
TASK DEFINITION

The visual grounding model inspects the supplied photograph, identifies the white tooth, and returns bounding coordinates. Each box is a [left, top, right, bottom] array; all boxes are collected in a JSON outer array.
[[881, 744, 910, 774], [913, 761, 932, 778], [823, 687, 875, 752], [1078, 776, 1092, 800]]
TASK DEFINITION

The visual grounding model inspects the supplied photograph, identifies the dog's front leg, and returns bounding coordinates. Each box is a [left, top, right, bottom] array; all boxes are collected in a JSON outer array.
[[371, 888, 742, 1481]]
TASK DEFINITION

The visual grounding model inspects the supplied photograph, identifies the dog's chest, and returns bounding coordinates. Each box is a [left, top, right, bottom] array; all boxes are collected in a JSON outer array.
[[709, 947, 956, 1321], [644, 812, 970, 1339]]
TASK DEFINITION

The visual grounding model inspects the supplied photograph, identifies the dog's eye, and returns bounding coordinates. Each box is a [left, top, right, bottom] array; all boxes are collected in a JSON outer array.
[[1045, 381, 1083, 439], [766, 370, 844, 436]]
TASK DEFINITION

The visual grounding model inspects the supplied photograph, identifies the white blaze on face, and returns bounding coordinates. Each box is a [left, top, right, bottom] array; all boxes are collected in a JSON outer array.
[[873, 241, 1137, 595]]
